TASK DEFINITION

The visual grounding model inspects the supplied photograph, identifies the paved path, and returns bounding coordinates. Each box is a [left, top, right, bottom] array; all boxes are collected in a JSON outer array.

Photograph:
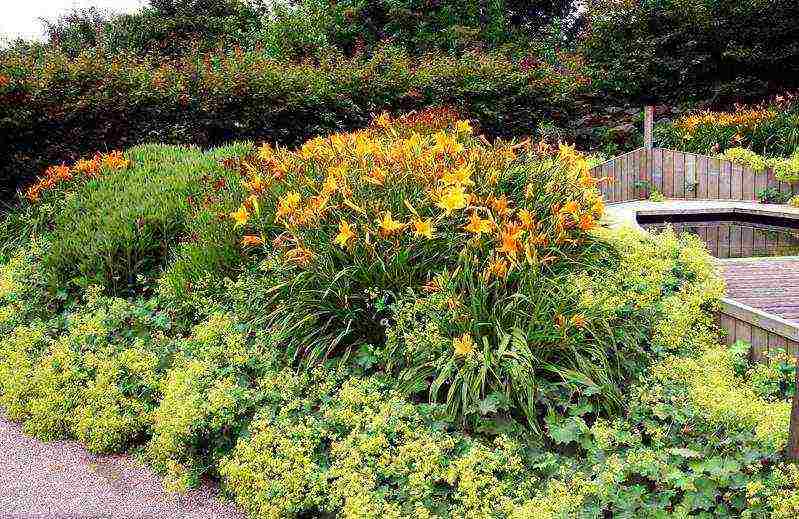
[[0, 414, 245, 519], [719, 258, 799, 324]]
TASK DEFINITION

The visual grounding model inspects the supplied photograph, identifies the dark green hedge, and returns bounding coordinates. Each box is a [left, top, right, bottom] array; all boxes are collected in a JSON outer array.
[[0, 46, 587, 199], [582, 0, 799, 104]]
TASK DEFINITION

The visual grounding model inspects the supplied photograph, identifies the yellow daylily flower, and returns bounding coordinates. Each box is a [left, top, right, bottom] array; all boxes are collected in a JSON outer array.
[[437, 185, 469, 214], [455, 119, 473, 135], [230, 206, 250, 227], [377, 211, 404, 236], [334, 219, 356, 248], [442, 164, 474, 186], [453, 333, 476, 357], [412, 218, 434, 239]]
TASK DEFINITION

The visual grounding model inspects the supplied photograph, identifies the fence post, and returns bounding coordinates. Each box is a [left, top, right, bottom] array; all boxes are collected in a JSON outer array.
[[788, 354, 799, 460], [644, 105, 654, 150]]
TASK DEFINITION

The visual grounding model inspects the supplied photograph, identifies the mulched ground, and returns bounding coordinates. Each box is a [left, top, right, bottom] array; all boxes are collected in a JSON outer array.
[[0, 413, 246, 519]]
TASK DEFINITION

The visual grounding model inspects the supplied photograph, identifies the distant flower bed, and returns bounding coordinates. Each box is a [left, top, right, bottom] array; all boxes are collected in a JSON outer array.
[[657, 96, 799, 167]]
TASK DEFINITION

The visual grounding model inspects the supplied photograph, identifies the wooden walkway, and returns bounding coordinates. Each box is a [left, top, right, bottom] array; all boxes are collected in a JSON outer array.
[[720, 259, 799, 324]]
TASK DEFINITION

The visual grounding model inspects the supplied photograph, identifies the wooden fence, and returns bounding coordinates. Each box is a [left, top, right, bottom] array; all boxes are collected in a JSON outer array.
[[592, 147, 797, 204]]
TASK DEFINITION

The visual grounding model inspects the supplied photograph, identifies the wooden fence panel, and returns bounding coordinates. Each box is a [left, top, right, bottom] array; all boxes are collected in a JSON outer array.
[[684, 154, 697, 199], [697, 155, 708, 199], [708, 157, 720, 199], [730, 164, 743, 200], [652, 148, 664, 194], [663, 150, 675, 198], [741, 167, 755, 200], [729, 224, 742, 258], [740, 225, 754, 257], [638, 149, 649, 198], [674, 150, 685, 198], [589, 148, 797, 204], [717, 223, 730, 258], [719, 161, 732, 199], [755, 169, 768, 199]]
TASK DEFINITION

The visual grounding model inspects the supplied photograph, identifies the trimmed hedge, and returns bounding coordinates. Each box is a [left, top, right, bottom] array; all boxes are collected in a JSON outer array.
[[0, 46, 587, 200]]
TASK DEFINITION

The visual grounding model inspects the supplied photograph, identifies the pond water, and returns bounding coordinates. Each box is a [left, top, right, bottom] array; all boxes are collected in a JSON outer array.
[[638, 213, 799, 259]]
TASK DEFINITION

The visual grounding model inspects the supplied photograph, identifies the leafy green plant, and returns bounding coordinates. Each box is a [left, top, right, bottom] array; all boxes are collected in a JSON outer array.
[[35, 144, 246, 295], [756, 187, 792, 205]]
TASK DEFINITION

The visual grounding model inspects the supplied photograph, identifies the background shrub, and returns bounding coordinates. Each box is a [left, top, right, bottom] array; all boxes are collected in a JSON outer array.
[[0, 46, 584, 200], [582, 0, 799, 104]]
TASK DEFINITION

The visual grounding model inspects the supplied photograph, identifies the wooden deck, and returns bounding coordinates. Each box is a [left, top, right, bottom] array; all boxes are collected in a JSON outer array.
[[720, 259, 799, 324]]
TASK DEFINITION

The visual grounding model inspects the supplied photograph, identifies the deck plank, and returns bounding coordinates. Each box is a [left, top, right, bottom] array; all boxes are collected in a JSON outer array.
[[719, 259, 799, 324]]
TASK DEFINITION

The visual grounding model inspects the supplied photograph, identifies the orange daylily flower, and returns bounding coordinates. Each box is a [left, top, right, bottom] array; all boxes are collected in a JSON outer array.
[[498, 223, 523, 259], [241, 235, 264, 246], [286, 246, 314, 266], [464, 212, 493, 237], [578, 213, 596, 231], [489, 195, 510, 216]]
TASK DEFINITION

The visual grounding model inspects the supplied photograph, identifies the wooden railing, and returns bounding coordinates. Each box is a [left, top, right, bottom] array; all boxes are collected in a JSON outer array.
[[591, 147, 797, 203]]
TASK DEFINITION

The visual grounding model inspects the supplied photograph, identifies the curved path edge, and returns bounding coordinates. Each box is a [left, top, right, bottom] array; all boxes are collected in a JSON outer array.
[[0, 412, 245, 519]]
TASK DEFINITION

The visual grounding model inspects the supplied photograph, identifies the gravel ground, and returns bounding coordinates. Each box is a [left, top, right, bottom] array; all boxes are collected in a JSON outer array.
[[0, 413, 246, 519]]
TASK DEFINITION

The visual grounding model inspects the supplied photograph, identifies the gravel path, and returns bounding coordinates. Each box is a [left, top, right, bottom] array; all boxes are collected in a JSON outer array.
[[0, 413, 246, 519]]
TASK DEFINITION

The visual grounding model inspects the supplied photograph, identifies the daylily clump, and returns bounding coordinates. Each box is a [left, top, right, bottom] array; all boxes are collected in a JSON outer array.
[[225, 109, 607, 284]]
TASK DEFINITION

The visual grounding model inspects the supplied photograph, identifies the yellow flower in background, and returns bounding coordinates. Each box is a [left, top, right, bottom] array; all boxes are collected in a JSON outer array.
[[455, 119, 473, 135], [257, 143, 273, 161], [437, 185, 469, 214], [464, 212, 492, 237], [433, 132, 464, 155], [591, 199, 604, 218], [453, 333, 476, 357], [322, 175, 338, 195], [334, 219, 356, 248], [442, 164, 474, 186], [412, 218, 434, 239], [230, 206, 250, 227], [517, 209, 536, 230], [377, 211, 404, 236], [376, 112, 391, 128], [277, 191, 301, 219]]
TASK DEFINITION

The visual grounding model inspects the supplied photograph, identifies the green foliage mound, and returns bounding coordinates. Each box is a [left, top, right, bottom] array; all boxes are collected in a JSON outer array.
[[0, 114, 797, 517]]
